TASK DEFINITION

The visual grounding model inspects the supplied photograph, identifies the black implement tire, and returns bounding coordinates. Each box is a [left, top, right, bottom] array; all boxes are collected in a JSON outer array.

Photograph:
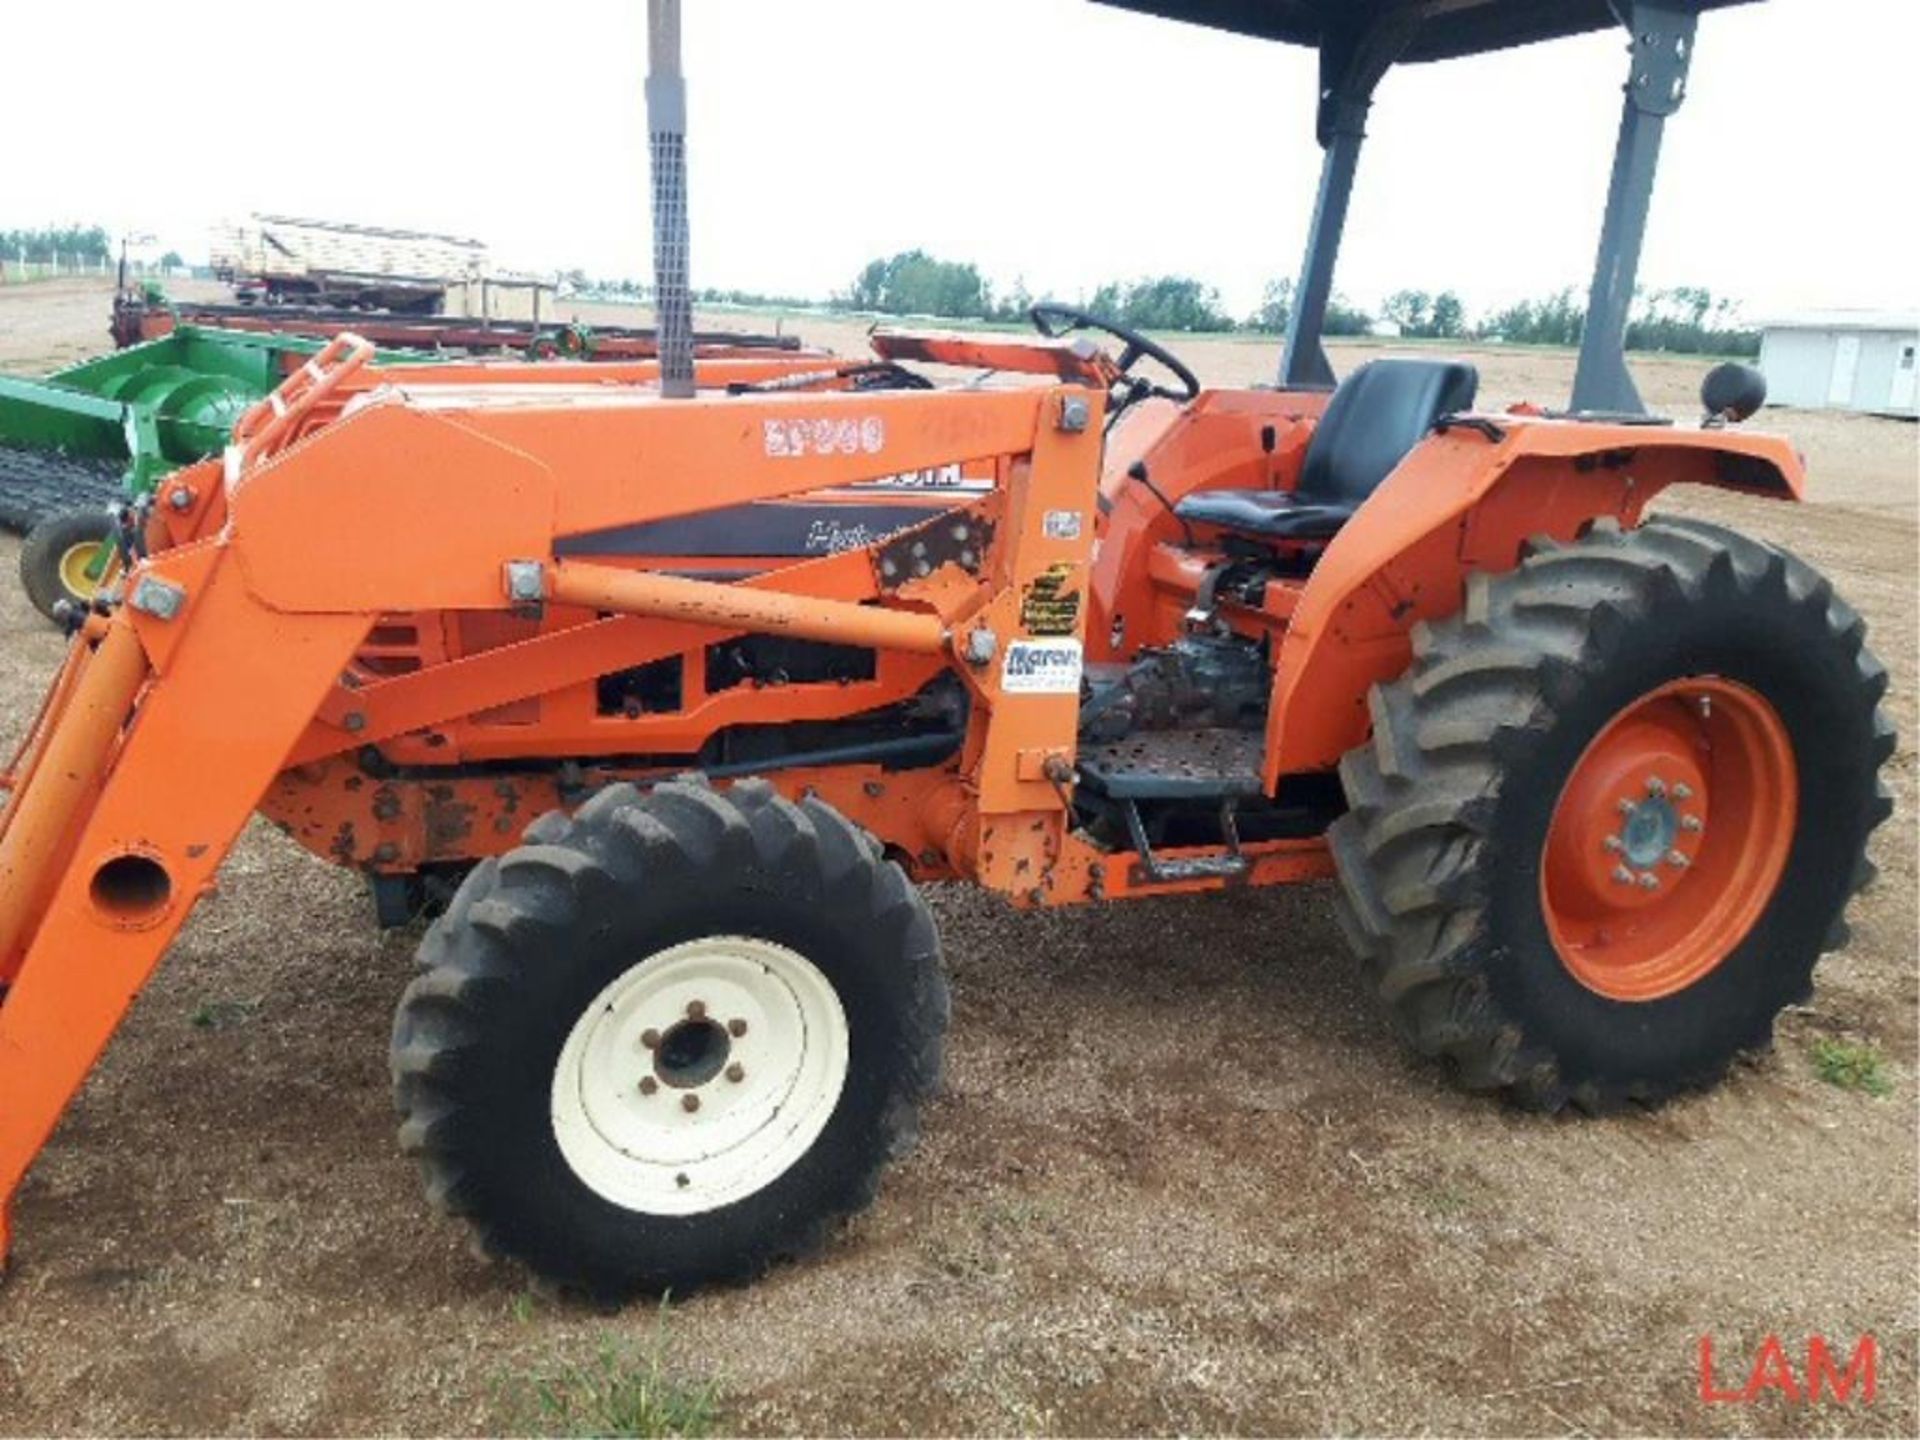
[[392, 777, 947, 1299], [1330, 516, 1895, 1112], [20, 507, 114, 622]]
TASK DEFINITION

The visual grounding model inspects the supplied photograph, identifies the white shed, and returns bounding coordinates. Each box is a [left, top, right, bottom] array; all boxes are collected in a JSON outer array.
[[1756, 311, 1918, 418]]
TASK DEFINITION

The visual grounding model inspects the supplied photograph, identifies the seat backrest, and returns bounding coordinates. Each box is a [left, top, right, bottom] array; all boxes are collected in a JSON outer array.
[[1297, 358, 1479, 504]]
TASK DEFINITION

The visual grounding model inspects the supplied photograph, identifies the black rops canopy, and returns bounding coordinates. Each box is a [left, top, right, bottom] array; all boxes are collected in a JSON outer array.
[[1090, 0, 1766, 414], [1095, 1, 1752, 65]]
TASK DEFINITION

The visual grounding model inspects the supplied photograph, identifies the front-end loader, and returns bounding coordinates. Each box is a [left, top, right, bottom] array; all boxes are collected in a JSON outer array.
[[0, 0, 1893, 1299], [2, 319, 821, 623]]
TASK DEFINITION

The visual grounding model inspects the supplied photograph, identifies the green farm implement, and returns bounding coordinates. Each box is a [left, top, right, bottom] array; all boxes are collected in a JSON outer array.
[[1, 318, 825, 622], [0, 326, 442, 619]]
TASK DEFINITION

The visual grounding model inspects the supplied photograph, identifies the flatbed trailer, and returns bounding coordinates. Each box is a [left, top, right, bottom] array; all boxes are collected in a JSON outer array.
[[111, 293, 805, 362]]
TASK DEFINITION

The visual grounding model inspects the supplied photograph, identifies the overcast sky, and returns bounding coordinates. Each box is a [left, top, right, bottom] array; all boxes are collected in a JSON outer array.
[[4, 0, 1914, 322]]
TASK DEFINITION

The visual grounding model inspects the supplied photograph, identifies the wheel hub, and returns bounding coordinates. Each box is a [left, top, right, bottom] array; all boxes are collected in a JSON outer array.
[[651, 1014, 732, 1089], [58, 540, 116, 600], [1541, 677, 1796, 1002], [1618, 792, 1679, 869], [551, 935, 848, 1216]]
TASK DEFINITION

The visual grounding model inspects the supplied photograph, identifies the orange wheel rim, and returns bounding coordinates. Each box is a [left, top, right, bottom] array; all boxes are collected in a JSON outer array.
[[1541, 677, 1797, 1002]]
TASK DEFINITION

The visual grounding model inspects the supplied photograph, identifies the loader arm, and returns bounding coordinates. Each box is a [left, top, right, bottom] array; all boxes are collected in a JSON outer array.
[[0, 342, 1107, 1265]]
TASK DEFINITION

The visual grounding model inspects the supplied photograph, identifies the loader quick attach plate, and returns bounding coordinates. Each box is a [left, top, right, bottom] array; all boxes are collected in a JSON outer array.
[[1075, 728, 1267, 801]]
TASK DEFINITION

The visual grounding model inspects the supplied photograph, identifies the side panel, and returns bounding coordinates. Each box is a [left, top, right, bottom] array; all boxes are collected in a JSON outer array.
[[1757, 328, 1834, 410]]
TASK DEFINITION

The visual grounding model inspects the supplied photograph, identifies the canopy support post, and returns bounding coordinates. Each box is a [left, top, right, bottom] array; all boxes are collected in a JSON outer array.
[[1570, 1, 1697, 414], [1280, 116, 1363, 389], [1279, 15, 1417, 389]]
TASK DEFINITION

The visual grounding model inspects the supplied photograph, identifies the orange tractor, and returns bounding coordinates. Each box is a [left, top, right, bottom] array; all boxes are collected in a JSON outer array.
[[0, 0, 1894, 1299]]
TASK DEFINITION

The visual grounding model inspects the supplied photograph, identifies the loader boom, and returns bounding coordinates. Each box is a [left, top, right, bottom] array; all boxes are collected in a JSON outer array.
[[0, 341, 1111, 1261]]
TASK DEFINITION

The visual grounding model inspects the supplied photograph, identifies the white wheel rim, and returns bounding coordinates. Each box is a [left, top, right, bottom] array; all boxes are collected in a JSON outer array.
[[550, 935, 849, 1216]]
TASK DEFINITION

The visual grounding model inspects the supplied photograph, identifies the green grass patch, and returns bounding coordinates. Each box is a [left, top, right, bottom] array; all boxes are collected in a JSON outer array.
[[498, 1305, 720, 1439], [188, 995, 262, 1030], [1811, 1037, 1894, 1097]]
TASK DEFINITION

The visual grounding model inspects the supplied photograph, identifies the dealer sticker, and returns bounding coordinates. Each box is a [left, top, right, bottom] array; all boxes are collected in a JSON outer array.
[[1043, 509, 1083, 540], [1001, 638, 1083, 695]]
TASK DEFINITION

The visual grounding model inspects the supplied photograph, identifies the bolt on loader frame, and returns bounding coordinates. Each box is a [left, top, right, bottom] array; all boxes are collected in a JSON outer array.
[[0, 0, 1894, 1296]]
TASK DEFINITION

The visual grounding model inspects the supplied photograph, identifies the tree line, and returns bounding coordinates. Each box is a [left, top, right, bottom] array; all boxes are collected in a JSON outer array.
[[829, 251, 1761, 357], [1, 225, 112, 263], [455, 247, 1763, 359]]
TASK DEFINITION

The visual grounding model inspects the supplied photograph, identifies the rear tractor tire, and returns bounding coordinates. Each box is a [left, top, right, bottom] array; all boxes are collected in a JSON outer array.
[[1331, 516, 1894, 1111], [20, 507, 117, 623], [391, 777, 947, 1299]]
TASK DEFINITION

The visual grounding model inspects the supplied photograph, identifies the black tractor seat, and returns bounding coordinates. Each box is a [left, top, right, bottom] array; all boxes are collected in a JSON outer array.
[[1175, 358, 1479, 543]]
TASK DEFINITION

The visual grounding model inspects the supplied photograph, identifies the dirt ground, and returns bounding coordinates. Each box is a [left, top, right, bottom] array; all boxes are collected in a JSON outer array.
[[0, 278, 1915, 1436]]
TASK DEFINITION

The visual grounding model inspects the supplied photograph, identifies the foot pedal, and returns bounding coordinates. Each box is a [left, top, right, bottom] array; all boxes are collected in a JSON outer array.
[[1183, 559, 1233, 631]]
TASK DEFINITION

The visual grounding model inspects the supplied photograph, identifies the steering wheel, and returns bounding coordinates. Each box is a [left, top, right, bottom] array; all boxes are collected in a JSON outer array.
[[1028, 303, 1202, 406]]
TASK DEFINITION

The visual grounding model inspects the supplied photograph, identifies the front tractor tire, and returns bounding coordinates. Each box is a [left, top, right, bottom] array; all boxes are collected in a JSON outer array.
[[391, 778, 947, 1300], [1331, 516, 1894, 1111]]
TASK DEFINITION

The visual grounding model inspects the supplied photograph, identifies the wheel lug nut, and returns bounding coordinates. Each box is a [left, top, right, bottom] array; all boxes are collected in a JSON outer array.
[[726, 1062, 745, 1083], [1612, 865, 1634, 884], [681, 1093, 701, 1113], [1617, 798, 1637, 815], [1636, 872, 1660, 891], [1645, 776, 1666, 796], [727, 1017, 747, 1038], [686, 1000, 707, 1021], [1667, 850, 1689, 868], [1680, 815, 1703, 832], [638, 1076, 659, 1096], [640, 1028, 661, 1050], [1672, 783, 1693, 801], [1603, 835, 1624, 853]]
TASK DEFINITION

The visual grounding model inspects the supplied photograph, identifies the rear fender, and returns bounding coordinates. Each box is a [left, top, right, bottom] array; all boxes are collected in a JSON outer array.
[[1263, 418, 1803, 784]]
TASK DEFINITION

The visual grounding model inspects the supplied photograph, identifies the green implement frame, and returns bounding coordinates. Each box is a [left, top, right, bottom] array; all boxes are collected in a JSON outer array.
[[0, 326, 440, 619], [0, 325, 435, 511]]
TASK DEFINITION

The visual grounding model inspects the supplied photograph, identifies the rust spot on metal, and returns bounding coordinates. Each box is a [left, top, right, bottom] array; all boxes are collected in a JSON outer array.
[[422, 784, 475, 857], [328, 822, 358, 865], [875, 507, 995, 590]]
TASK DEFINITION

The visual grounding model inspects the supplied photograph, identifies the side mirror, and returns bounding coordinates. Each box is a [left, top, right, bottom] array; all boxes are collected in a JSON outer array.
[[1701, 362, 1766, 424]]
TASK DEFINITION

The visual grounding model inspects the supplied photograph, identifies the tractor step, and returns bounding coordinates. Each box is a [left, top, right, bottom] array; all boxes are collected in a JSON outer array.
[[1075, 727, 1265, 801], [1076, 728, 1264, 884]]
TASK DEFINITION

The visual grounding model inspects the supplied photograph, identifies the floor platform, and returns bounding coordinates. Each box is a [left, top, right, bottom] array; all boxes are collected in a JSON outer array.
[[1075, 727, 1266, 801]]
